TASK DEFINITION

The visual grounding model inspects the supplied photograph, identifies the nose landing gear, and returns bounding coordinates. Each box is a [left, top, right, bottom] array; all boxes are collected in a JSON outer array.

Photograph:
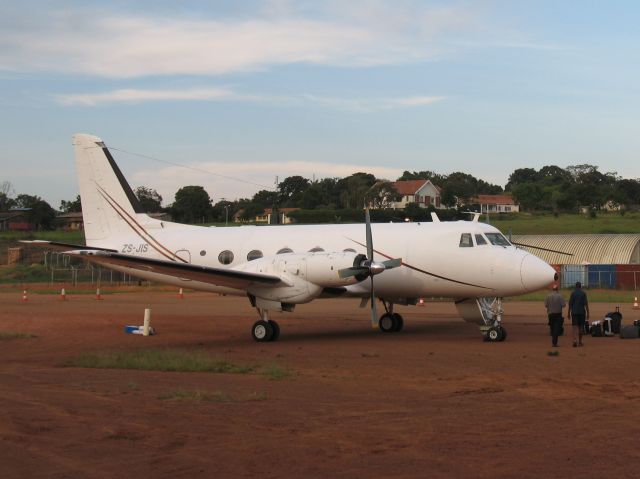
[[455, 297, 507, 342]]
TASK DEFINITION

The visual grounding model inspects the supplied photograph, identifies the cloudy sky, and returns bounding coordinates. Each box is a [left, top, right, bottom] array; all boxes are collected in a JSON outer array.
[[1, 1, 639, 208]]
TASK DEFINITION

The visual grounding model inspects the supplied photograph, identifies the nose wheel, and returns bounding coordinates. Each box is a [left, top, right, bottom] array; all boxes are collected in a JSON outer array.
[[485, 325, 507, 342]]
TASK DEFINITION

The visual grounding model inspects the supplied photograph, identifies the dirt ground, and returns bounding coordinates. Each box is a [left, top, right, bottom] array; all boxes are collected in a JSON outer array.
[[1, 290, 639, 479]]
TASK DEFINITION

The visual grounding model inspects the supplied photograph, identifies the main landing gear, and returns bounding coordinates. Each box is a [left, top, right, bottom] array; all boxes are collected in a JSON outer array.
[[251, 309, 280, 342], [378, 300, 404, 333]]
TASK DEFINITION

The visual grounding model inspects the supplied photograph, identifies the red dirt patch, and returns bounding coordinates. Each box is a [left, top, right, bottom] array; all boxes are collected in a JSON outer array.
[[1, 291, 639, 478]]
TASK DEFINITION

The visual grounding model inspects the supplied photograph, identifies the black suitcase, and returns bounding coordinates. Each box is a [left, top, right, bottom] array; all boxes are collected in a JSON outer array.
[[582, 320, 590, 335], [591, 322, 603, 337], [620, 325, 639, 339], [606, 308, 622, 334]]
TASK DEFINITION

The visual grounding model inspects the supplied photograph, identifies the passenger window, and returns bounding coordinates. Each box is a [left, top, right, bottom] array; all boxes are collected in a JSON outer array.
[[459, 233, 473, 247], [277, 247, 293, 254], [475, 234, 487, 246], [247, 250, 263, 261], [218, 250, 234, 265], [309, 247, 324, 252]]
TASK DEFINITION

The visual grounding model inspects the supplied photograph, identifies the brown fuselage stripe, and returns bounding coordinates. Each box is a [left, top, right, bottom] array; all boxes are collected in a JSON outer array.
[[96, 185, 187, 263], [345, 237, 492, 290]]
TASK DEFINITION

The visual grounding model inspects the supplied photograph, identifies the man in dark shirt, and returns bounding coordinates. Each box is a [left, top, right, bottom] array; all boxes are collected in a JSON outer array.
[[568, 281, 589, 347], [545, 285, 566, 347]]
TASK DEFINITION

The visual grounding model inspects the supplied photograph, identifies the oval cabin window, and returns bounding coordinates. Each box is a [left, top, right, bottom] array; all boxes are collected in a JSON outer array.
[[218, 250, 234, 265]]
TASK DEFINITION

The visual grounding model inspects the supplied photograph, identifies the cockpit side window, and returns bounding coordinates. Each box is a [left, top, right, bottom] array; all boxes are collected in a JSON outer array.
[[485, 233, 511, 246], [475, 234, 488, 245], [459, 233, 473, 247]]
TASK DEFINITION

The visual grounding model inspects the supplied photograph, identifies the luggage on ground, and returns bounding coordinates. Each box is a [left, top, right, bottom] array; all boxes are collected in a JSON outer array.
[[620, 325, 639, 339]]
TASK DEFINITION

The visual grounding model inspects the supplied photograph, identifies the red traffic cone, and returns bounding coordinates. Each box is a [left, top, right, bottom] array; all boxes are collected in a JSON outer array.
[[178, 288, 184, 300]]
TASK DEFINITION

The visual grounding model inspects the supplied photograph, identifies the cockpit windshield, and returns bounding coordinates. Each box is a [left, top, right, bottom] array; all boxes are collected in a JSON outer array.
[[485, 233, 511, 246]]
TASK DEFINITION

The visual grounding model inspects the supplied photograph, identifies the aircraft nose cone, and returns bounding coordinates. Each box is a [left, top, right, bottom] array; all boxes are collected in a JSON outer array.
[[520, 254, 555, 292]]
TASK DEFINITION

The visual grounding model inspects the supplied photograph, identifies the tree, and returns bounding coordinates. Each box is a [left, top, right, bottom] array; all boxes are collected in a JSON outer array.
[[337, 172, 376, 209], [300, 178, 339, 209], [366, 181, 401, 208], [135, 187, 163, 213], [0, 181, 16, 211], [60, 195, 82, 213], [511, 183, 545, 211], [170, 186, 212, 223], [252, 189, 278, 209], [278, 176, 310, 207], [442, 172, 477, 206], [505, 168, 538, 191], [14, 194, 56, 230]]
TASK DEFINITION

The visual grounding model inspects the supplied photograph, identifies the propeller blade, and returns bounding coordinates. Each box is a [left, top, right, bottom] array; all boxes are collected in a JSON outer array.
[[370, 276, 378, 328], [365, 208, 374, 262], [338, 266, 369, 279], [382, 258, 402, 269]]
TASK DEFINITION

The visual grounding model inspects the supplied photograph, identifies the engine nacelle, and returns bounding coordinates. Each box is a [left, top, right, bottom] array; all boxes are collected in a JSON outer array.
[[237, 251, 365, 304]]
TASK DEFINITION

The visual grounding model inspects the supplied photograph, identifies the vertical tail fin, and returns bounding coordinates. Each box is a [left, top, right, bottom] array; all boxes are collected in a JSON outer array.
[[74, 134, 151, 245]]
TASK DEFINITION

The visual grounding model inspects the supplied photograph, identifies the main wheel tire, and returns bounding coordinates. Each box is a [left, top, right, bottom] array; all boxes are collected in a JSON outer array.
[[486, 326, 503, 342], [498, 326, 507, 341], [269, 320, 280, 341], [252, 320, 273, 342], [392, 313, 404, 332], [379, 313, 395, 333]]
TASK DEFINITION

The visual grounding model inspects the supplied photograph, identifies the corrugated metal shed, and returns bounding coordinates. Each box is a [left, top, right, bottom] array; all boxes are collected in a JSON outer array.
[[511, 234, 640, 265]]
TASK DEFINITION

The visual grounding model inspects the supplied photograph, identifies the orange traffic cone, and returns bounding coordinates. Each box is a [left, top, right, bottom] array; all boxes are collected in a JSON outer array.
[[22, 289, 28, 302], [178, 288, 184, 300], [418, 298, 425, 307], [633, 297, 639, 310], [95, 288, 103, 300], [60, 288, 67, 301]]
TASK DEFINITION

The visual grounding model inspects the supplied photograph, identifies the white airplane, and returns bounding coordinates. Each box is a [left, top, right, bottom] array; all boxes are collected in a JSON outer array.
[[26, 134, 557, 342]]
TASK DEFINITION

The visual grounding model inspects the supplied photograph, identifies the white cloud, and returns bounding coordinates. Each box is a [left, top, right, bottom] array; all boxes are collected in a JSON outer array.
[[131, 160, 404, 203], [55, 86, 445, 110], [56, 88, 236, 106], [0, 3, 475, 78]]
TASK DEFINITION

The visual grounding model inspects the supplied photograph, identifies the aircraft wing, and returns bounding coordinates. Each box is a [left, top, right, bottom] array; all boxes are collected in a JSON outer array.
[[66, 250, 283, 289], [20, 240, 118, 253]]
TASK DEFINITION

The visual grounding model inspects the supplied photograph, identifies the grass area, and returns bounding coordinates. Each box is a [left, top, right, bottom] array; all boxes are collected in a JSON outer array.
[[0, 230, 85, 243], [490, 211, 640, 235], [260, 365, 294, 381], [67, 349, 256, 374], [0, 332, 38, 340], [158, 390, 266, 402]]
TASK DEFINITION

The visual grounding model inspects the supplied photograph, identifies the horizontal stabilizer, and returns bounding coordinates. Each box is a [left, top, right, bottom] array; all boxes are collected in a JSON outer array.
[[20, 240, 117, 253]]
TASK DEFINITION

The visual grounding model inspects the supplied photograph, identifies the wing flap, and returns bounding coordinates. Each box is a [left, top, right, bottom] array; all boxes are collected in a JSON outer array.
[[68, 251, 282, 289]]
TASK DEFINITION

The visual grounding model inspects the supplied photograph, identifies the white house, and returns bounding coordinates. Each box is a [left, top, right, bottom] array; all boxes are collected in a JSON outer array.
[[470, 194, 519, 213], [391, 180, 443, 209]]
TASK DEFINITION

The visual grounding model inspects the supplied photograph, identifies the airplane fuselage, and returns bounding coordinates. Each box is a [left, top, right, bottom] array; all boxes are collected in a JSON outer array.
[[89, 219, 552, 300]]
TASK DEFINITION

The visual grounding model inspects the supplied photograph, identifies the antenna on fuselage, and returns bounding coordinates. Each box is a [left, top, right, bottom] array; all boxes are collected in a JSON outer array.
[[430, 212, 440, 223], [462, 211, 481, 222]]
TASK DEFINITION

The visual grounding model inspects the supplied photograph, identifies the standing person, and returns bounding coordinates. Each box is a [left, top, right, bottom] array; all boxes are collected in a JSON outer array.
[[545, 285, 566, 347], [568, 281, 590, 347]]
